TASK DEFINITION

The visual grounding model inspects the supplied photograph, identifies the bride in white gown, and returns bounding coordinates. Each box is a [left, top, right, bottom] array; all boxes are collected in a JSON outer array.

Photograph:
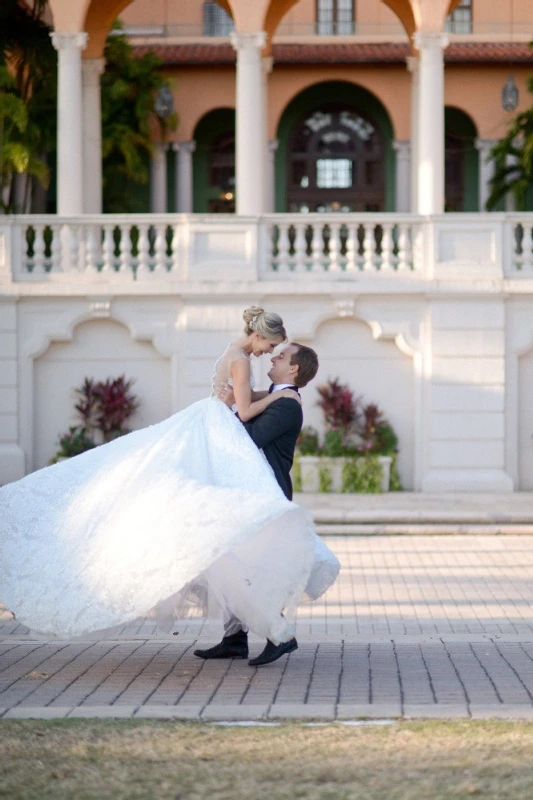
[[0, 307, 339, 644]]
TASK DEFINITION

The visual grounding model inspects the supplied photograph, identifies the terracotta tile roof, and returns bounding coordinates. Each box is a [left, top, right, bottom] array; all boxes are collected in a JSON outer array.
[[134, 41, 533, 66]]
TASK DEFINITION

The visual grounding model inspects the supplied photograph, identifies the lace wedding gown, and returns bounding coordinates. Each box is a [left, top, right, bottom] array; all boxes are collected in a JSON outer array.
[[0, 342, 339, 643]]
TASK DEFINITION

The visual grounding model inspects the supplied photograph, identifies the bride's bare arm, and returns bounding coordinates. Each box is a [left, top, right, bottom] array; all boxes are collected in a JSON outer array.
[[231, 359, 298, 422], [252, 390, 269, 401]]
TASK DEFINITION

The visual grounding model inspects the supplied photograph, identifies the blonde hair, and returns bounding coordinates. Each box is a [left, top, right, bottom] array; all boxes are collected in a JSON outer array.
[[243, 306, 287, 341]]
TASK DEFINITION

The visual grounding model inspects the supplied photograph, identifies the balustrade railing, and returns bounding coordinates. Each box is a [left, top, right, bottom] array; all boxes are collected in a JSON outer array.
[[506, 216, 533, 274], [261, 214, 421, 276], [3, 213, 533, 285]]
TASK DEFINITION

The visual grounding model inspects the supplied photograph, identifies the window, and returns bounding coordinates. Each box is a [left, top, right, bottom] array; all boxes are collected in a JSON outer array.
[[203, 1, 234, 36], [316, 0, 355, 36], [287, 104, 384, 212], [445, 0, 472, 34]]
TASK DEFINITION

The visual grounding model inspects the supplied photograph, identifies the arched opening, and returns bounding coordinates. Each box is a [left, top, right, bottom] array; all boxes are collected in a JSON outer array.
[[276, 81, 395, 212], [193, 108, 235, 213], [445, 107, 478, 212]]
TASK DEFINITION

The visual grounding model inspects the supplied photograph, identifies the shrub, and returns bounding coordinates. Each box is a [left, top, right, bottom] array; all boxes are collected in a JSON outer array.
[[49, 375, 140, 463]]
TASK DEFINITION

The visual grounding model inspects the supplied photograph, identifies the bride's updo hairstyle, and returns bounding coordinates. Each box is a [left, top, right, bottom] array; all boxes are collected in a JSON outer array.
[[243, 306, 287, 341]]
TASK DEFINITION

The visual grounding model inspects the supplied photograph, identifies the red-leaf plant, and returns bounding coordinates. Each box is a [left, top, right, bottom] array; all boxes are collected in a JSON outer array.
[[74, 375, 140, 443], [316, 378, 360, 433]]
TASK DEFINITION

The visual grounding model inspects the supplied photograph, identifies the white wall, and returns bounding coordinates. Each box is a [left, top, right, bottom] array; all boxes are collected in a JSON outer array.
[[34, 319, 171, 470], [519, 347, 533, 490]]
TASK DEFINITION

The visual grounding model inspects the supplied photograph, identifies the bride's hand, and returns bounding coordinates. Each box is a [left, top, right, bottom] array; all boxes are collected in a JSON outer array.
[[275, 388, 302, 405]]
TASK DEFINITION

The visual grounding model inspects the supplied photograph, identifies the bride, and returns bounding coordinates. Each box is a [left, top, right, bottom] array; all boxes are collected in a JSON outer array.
[[0, 306, 339, 645]]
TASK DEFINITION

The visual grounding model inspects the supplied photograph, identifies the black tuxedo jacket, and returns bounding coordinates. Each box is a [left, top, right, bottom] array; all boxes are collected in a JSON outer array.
[[242, 398, 303, 501]]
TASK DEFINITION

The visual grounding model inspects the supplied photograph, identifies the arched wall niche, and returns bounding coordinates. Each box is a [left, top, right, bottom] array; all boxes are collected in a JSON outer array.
[[256, 314, 416, 488], [33, 318, 171, 469]]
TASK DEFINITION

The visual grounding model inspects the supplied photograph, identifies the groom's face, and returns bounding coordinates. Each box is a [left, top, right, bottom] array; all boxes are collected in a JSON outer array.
[[268, 345, 299, 385]]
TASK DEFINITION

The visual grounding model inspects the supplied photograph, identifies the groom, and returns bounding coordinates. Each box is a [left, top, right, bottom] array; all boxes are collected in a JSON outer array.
[[194, 342, 319, 667]]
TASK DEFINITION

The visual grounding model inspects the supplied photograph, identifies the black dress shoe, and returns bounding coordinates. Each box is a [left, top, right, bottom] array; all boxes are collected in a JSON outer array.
[[194, 631, 248, 660], [248, 638, 298, 667]]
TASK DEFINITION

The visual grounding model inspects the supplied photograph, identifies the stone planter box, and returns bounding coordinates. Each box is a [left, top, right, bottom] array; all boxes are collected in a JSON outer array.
[[298, 455, 392, 493]]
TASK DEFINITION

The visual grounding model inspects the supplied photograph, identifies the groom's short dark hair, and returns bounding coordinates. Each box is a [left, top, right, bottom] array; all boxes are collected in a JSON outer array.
[[290, 343, 319, 388]]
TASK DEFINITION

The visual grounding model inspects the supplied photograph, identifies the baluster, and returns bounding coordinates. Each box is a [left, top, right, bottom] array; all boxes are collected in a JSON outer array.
[[33, 224, 46, 274], [328, 222, 340, 272], [166, 225, 176, 273], [311, 223, 323, 272], [136, 223, 150, 277], [362, 223, 375, 271], [154, 223, 166, 273], [344, 225, 356, 272], [380, 223, 393, 271], [276, 223, 290, 273], [85, 225, 97, 273], [397, 224, 409, 271], [50, 224, 61, 272], [293, 222, 307, 273], [69, 224, 80, 271], [102, 224, 114, 273], [119, 224, 131, 273], [523, 224, 533, 272]]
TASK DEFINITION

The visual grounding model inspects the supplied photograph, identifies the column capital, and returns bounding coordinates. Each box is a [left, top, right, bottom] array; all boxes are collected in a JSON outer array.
[[81, 57, 105, 86], [262, 55, 274, 74], [393, 140, 411, 158], [475, 138, 497, 153], [406, 55, 418, 73], [413, 31, 449, 51], [230, 31, 267, 53], [174, 140, 196, 155], [51, 31, 88, 51]]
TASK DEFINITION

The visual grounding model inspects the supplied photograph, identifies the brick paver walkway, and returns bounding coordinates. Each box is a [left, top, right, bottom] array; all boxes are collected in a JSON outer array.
[[3, 535, 533, 720]]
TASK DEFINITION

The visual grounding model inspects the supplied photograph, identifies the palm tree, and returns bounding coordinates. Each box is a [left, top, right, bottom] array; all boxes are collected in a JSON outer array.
[[101, 24, 178, 212], [487, 67, 533, 211]]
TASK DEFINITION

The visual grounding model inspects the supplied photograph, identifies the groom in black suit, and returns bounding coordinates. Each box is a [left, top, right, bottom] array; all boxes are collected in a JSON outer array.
[[194, 342, 319, 666]]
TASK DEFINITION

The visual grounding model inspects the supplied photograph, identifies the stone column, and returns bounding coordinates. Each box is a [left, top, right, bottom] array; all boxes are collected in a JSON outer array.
[[267, 139, 279, 213], [261, 56, 273, 213], [406, 55, 419, 213], [82, 57, 105, 213], [413, 33, 449, 215], [475, 139, 497, 212], [150, 143, 168, 213], [393, 141, 411, 212], [51, 32, 88, 215], [230, 32, 267, 215], [174, 141, 196, 213]]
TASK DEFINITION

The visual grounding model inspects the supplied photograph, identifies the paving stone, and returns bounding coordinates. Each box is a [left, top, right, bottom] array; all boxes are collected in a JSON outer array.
[[4, 706, 73, 719], [403, 704, 469, 719], [336, 703, 402, 719], [470, 704, 533, 719], [201, 704, 269, 721], [269, 703, 335, 720], [134, 705, 202, 719], [68, 705, 137, 718]]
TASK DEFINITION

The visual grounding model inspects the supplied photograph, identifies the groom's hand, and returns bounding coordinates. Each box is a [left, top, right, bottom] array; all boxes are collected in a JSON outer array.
[[216, 383, 235, 408]]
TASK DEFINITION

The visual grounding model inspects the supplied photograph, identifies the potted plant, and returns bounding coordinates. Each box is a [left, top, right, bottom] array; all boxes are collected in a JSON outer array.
[[49, 375, 140, 463], [294, 378, 401, 494]]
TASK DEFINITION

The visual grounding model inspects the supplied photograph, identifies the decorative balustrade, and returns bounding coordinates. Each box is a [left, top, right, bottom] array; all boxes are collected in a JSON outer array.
[[506, 215, 533, 274], [262, 214, 422, 277], [2, 213, 533, 285]]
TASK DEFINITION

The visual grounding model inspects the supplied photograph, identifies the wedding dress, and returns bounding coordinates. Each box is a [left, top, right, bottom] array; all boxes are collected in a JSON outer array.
[[0, 342, 339, 643]]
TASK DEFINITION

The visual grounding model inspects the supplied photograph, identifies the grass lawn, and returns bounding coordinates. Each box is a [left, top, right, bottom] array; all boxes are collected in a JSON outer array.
[[1, 719, 533, 799]]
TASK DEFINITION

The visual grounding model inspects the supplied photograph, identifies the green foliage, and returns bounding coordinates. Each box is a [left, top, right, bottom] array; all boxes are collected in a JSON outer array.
[[101, 24, 178, 212], [321, 429, 347, 458], [0, 1, 55, 211], [49, 426, 96, 463], [292, 455, 302, 492], [297, 426, 319, 455], [318, 465, 333, 493], [487, 58, 533, 211], [389, 454, 403, 492], [341, 456, 383, 494]]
